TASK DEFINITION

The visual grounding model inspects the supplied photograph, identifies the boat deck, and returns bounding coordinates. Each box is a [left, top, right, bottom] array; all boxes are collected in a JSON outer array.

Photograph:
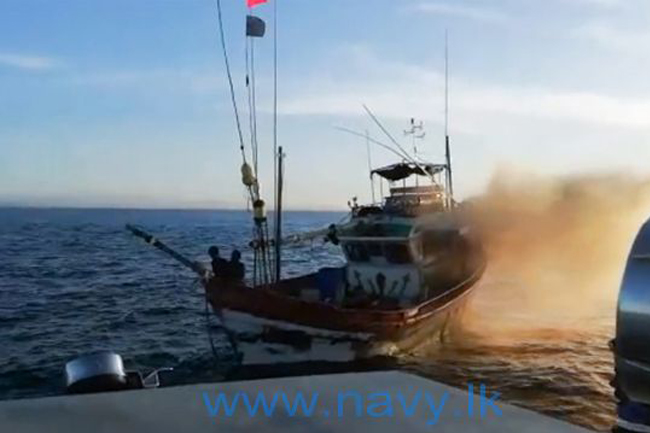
[[0, 371, 594, 432]]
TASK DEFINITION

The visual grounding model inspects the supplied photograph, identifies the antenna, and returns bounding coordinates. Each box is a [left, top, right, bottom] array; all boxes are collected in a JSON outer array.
[[404, 118, 426, 159], [273, 0, 278, 168], [444, 31, 449, 141], [404, 118, 426, 187], [444, 30, 454, 208], [365, 130, 376, 203]]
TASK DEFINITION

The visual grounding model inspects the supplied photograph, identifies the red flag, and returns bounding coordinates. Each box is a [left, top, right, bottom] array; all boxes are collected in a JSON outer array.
[[247, 0, 267, 7]]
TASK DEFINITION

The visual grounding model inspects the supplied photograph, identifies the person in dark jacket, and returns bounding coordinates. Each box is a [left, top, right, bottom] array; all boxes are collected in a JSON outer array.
[[229, 250, 245, 280], [208, 246, 229, 277]]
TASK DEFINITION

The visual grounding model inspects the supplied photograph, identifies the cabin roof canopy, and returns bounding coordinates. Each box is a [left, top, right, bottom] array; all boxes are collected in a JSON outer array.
[[372, 163, 446, 182]]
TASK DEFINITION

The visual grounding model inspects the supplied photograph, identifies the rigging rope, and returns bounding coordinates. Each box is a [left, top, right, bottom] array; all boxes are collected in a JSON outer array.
[[215, 0, 248, 164], [202, 278, 242, 370]]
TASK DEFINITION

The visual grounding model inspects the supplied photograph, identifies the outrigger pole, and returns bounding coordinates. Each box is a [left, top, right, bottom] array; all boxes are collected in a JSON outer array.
[[126, 224, 242, 363], [335, 126, 412, 162], [362, 105, 437, 183], [125, 225, 208, 278]]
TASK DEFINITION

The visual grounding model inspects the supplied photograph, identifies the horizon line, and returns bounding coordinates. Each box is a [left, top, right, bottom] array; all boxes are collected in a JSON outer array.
[[0, 204, 349, 213]]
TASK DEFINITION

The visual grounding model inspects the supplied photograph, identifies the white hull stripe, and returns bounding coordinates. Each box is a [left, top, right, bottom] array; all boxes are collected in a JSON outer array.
[[220, 309, 373, 341], [236, 341, 357, 365]]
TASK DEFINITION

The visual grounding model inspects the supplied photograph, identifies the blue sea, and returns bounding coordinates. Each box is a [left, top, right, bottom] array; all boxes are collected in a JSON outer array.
[[0, 208, 615, 431]]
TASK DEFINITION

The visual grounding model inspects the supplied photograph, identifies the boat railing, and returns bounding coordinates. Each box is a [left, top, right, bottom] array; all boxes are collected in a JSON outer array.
[[389, 184, 443, 196], [338, 235, 415, 243], [384, 195, 447, 216]]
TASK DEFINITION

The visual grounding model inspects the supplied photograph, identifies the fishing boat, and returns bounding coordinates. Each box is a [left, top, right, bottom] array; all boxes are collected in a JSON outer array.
[[129, 0, 486, 365], [205, 159, 486, 364]]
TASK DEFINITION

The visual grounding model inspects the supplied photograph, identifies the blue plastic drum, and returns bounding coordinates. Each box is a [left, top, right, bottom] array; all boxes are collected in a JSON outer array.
[[316, 267, 345, 301]]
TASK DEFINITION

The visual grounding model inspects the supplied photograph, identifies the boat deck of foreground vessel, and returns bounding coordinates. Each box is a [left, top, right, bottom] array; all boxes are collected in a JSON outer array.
[[0, 371, 594, 433]]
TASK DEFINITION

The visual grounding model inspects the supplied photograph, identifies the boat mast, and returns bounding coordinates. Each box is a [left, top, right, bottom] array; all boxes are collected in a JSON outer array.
[[272, 0, 282, 283], [217, 0, 275, 287], [444, 30, 454, 209], [274, 146, 284, 282]]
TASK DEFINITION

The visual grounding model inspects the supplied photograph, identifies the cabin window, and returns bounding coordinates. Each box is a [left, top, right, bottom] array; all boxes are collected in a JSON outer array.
[[384, 243, 412, 264], [344, 243, 370, 262]]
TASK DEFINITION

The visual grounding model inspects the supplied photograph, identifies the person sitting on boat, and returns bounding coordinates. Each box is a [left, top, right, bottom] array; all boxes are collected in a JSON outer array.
[[208, 246, 229, 277], [229, 250, 245, 280], [324, 224, 340, 245]]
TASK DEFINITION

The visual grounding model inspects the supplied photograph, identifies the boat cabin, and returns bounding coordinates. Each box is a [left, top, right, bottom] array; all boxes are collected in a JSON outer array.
[[355, 162, 451, 218], [336, 217, 472, 306], [248, 158, 478, 311], [328, 161, 475, 308], [339, 229, 422, 306]]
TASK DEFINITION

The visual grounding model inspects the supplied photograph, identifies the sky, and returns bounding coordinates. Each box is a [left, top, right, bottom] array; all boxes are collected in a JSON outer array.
[[1, 0, 650, 210]]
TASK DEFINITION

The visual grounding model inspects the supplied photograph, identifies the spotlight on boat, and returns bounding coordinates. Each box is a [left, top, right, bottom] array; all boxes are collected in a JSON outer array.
[[65, 352, 172, 394], [615, 218, 650, 405]]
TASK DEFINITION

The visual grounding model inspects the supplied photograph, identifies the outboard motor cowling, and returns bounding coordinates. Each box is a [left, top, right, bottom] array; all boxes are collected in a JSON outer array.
[[65, 352, 173, 394], [65, 352, 129, 394], [616, 218, 650, 405]]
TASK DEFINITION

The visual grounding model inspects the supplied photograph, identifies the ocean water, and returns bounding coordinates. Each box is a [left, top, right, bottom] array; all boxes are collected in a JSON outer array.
[[0, 208, 615, 431]]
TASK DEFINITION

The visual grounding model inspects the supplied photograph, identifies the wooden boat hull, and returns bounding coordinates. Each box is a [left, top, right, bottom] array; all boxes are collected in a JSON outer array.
[[204, 259, 485, 365]]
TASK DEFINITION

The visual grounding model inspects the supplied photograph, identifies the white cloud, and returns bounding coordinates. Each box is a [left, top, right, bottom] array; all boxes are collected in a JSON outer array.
[[566, 0, 623, 8], [407, 2, 508, 23], [0, 53, 61, 71], [574, 21, 650, 53], [463, 85, 650, 129], [278, 49, 650, 131]]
